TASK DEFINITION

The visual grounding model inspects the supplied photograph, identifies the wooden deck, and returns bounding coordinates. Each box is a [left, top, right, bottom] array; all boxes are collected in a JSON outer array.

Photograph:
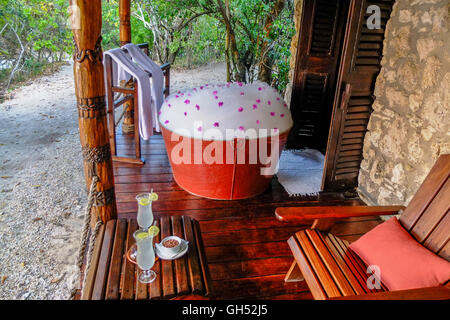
[[112, 133, 382, 300]]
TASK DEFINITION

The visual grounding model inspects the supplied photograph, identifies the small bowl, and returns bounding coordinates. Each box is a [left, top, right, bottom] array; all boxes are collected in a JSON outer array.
[[157, 236, 183, 256]]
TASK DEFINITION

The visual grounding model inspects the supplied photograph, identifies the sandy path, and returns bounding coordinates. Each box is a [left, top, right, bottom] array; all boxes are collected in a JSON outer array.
[[0, 62, 226, 300]]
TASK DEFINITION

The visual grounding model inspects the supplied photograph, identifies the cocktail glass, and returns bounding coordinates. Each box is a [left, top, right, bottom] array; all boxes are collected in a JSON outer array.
[[136, 193, 154, 231], [133, 229, 157, 284], [130, 192, 155, 260]]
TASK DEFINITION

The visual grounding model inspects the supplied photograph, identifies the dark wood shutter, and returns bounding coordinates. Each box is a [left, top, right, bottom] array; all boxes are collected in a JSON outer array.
[[287, 0, 349, 152], [322, 0, 395, 192]]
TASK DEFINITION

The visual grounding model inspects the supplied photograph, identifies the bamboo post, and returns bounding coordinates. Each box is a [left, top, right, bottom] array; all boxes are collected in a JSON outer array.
[[119, 0, 135, 134], [70, 0, 117, 223]]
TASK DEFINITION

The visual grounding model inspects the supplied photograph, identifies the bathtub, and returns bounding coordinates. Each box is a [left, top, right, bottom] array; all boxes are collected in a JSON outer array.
[[159, 82, 293, 200]]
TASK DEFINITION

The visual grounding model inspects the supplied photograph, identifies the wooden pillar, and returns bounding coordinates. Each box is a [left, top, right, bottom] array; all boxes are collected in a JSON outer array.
[[70, 0, 117, 223], [119, 0, 135, 134], [119, 0, 132, 46]]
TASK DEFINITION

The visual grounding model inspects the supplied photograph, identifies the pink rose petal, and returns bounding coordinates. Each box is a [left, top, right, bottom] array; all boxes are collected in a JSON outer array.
[[213, 122, 219, 127], [215, 96, 218, 99], [196, 105, 200, 110], [268, 100, 271, 105], [198, 126, 202, 132], [213, 91, 218, 95], [184, 112, 187, 116], [253, 104, 258, 110], [218, 102, 224, 107], [258, 87, 262, 91], [164, 120, 169, 124], [184, 99, 190, 104], [270, 112, 275, 117], [256, 99, 261, 103], [240, 92, 245, 96], [256, 120, 260, 124], [239, 126, 245, 131], [280, 114, 285, 118], [238, 107, 244, 112]]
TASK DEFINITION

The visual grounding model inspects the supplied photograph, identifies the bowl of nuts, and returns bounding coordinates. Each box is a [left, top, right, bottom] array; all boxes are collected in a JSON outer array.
[[155, 236, 187, 258]]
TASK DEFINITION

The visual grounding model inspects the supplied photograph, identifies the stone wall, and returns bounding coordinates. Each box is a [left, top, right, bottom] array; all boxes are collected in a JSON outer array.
[[358, 0, 450, 206]]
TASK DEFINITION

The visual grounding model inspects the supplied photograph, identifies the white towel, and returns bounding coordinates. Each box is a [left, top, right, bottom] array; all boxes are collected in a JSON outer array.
[[122, 43, 164, 133], [104, 48, 154, 140]]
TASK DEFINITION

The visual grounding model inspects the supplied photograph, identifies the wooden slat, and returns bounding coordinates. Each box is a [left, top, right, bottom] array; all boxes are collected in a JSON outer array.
[[287, 236, 327, 300], [81, 224, 106, 300], [92, 220, 116, 300], [183, 216, 206, 295], [295, 231, 342, 298], [322, 233, 366, 295], [410, 178, 450, 245], [120, 219, 136, 300], [149, 218, 162, 299], [437, 240, 450, 261], [326, 234, 372, 293], [305, 230, 355, 296], [400, 155, 450, 231], [105, 219, 127, 299], [160, 215, 176, 299], [275, 205, 404, 223], [193, 218, 213, 296], [171, 216, 190, 295], [424, 212, 450, 259], [332, 286, 450, 300]]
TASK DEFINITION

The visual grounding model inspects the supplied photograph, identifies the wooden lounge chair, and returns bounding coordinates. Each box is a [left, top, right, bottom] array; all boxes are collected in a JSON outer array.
[[104, 43, 170, 165], [276, 154, 450, 300]]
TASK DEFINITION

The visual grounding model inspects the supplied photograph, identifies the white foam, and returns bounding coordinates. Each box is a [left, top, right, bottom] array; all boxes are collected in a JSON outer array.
[[159, 81, 293, 140]]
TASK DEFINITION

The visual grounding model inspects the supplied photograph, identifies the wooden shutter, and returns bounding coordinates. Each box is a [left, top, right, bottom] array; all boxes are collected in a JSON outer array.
[[322, 0, 395, 192], [287, 0, 349, 152]]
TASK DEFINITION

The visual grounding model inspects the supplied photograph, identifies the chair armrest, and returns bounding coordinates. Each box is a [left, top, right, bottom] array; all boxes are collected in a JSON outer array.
[[275, 206, 405, 224], [160, 63, 171, 72], [330, 286, 450, 300]]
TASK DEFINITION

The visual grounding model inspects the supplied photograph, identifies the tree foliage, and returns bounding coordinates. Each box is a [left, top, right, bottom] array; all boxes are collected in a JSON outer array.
[[1, 0, 295, 96]]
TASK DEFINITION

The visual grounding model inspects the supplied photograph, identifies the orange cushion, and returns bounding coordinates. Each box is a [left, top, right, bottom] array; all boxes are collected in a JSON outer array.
[[349, 217, 450, 291]]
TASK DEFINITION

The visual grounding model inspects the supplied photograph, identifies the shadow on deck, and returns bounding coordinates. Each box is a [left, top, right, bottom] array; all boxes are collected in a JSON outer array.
[[111, 133, 381, 300]]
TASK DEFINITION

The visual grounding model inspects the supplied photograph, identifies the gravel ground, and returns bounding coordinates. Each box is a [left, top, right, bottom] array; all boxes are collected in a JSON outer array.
[[0, 61, 226, 300]]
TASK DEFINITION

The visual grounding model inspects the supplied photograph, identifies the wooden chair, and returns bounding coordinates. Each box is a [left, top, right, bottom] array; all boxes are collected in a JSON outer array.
[[276, 154, 450, 300], [104, 43, 170, 165]]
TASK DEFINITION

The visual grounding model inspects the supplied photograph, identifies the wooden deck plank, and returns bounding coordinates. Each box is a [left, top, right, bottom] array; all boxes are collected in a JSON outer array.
[[105, 219, 127, 300]]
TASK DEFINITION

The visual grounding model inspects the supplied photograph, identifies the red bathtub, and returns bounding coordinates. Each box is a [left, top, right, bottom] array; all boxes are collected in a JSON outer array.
[[161, 127, 290, 200]]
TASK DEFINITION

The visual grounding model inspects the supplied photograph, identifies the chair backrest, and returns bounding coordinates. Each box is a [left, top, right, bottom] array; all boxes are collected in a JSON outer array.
[[399, 154, 450, 260]]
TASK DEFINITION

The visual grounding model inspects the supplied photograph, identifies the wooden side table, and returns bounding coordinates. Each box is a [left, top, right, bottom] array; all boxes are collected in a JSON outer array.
[[80, 215, 212, 300]]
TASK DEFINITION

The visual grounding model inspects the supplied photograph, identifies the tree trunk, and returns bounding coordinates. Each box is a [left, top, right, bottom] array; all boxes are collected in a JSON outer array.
[[258, 0, 286, 84], [70, 0, 117, 223]]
